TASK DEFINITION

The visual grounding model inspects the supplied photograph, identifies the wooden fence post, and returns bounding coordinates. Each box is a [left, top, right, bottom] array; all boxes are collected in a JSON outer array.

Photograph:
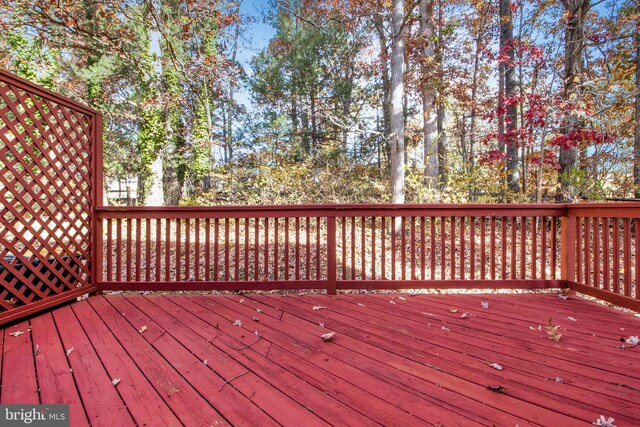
[[327, 217, 337, 295], [560, 215, 576, 284]]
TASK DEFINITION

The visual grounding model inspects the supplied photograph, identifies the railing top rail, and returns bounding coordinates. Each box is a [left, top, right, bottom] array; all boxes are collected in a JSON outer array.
[[97, 203, 569, 219], [0, 68, 99, 116]]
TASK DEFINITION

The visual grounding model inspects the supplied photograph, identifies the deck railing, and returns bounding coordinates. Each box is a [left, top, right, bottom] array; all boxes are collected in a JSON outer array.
[[96, 203, 640, 311]]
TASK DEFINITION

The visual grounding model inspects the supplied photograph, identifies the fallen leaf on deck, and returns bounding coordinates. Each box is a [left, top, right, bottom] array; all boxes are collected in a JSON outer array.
[[233, 320, 242, 327], [558, 294, 568, 301], [139, 325, 148, 334], [567, 316, 577, 321], [321, 331, 336, 341], [252, 317, 260, 322], [112, 378, 121, 387], [554, 377, 563, 383], [203, 359, 208, 366], [487, 385, 505, 393], [481, 301, 489, 309], [319, 321, 325, 328], [592, 415, 616, 427], [254, 331, 260, 337], [389, 300, 396, 304], [489, 363, 503, 371], [460, 312, 471, 319], [449, 308, 458, 313], [66, 347, 74, 356], [441, 326, 450, 331], [398, 296, 406, 301], [33, 344, 39, 356], [239, 299, 245, 304], [9, 331, 24, 337], [545, 318, 562, 342], [357, 303, 366, 307], [312, 305, 326, 311], [256, 308, 263, 313], [624, 336, 639, 347]]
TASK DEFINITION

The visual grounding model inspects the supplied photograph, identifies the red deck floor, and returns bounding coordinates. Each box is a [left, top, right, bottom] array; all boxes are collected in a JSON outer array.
[[1, 292, 640, 426]]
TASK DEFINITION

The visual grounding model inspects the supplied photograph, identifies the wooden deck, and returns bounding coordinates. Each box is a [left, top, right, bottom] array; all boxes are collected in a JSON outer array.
[[2, 292, 640, 426]]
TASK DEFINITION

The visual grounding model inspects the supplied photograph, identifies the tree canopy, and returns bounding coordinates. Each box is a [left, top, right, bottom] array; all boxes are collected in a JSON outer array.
[[1, 0, 638, 205]]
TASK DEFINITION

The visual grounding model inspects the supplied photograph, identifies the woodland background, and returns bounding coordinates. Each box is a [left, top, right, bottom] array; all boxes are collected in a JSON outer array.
[[0, 0, 637, 206]]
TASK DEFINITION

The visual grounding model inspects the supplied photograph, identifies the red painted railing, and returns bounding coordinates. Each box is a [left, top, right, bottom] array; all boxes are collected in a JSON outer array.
[[96, 203, 640, 311], [96, 204, 564, 289]]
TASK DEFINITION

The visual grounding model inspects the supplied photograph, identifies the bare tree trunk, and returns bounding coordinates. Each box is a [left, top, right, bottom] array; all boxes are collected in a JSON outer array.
[[226, 2, 241, 165], [436, 0, 447, 186], [390, 0, 405, 204], [375, 18, 392, 163], [420, 0, 438, 186], [635, 0, 640, 198], [558, 0, 590, 201], [500, 0, 519, 193]]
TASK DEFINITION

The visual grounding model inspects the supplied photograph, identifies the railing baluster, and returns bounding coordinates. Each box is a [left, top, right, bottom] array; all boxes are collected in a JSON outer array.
[[430, 217, 435, 281], [584, 217, 591, 286], [593, 217, 600, 288], [265, 218, 270, 280], [254, 218, 259, 281], [381, 217, 387, 280], [194, 218, 200, 281], [106, 219, 113, 282], [480, 217, 486, 280], [341, 217, 347, 280], [531, 217, 537, 279], [126, 218, 132, 281], [391, 217, 396, 280], [420, 216, 426, 281], [450, 217, 456, 280], [510, 217, 516, 279], [273, 218, 278, 281], [185, 219, 190, 281], [284, 218, 289, 281], [116, 218, 122, 281], [145, 219, 151, 282], [402, 217, 407, 281], [214, 218, 219, 282], [501, 217, 507, 280], [244, 218, 250, 281], [551, 217, 557, 280], [176, 219, 182, 281], [228, 218, 236, 281], [440, 218, 446, 280], [372, 217, 377, 280], [541, 217, 547, 280], [612, 218, 619, 294], [459, 216, 465, 280], [155, 219, 161, 281], [490, 217, 496, 280], [519, 217, 525, 280], [636, 218, 640, 299], [165, 219, 171, 282], [135, 218, 141, 282], [295, 217, 300, 280], [305, 217, 310, 280], [603, 217, 610, 291], [205, 219, 210, 281], [235, 218, 240, 281], [469, 217, 475, 280], [576, 218, 582, 284], [624, 218, 631, 296], [316, 217, 321, 280], [362, 217, 367, 280]]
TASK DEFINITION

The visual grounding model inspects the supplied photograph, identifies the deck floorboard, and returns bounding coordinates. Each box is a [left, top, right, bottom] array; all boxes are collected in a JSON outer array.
[[1, 292, 639, 426]]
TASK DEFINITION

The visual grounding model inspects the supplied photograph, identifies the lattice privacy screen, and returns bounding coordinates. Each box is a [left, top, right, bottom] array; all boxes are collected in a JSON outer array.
[[0, 70, 99, 324]]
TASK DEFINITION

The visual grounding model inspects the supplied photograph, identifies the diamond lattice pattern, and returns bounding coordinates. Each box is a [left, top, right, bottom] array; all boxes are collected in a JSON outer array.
[[0, 79, 93, 313]]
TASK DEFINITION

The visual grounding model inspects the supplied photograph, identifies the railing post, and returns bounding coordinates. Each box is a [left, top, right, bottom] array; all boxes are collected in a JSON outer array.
[[91, 112, 104, 293], [327, 216, 337, 295], [560, 214, 576, 284]]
